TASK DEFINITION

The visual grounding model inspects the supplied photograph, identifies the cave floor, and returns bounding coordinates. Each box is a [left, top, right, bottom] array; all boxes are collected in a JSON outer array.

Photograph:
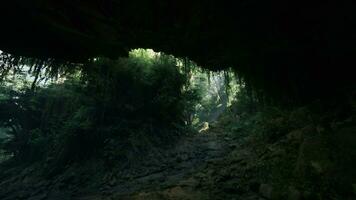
[[0, 126, 275, 200]]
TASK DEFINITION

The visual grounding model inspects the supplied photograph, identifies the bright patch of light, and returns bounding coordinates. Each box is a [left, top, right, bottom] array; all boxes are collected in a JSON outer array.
[[176, 59, 184, 67], [129, 48, 161, 59], [198, 122, 210, 133]]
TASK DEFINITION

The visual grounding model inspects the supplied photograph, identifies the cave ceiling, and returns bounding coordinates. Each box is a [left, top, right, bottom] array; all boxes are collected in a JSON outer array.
[[0, 1, 355, 100]]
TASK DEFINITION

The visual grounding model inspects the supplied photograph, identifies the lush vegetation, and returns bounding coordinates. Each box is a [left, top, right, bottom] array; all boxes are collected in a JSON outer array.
[[0, 49, 239, 168]]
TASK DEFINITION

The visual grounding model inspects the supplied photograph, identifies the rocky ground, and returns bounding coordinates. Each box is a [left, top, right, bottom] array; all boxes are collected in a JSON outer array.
[[0, 116, 356, 200], [0, 124, 258, 200]]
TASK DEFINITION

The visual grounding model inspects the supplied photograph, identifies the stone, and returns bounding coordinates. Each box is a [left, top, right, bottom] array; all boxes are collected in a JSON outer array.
[[294, 134, 331, 178], [259, 184, 274, 199]]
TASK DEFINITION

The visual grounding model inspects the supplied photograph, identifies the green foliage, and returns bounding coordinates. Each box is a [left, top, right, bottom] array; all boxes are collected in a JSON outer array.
[[181, 67, 239, 128], [0, 50, 198, 168], [0, 49, 249, 169], [0, 78, 84, 162]]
